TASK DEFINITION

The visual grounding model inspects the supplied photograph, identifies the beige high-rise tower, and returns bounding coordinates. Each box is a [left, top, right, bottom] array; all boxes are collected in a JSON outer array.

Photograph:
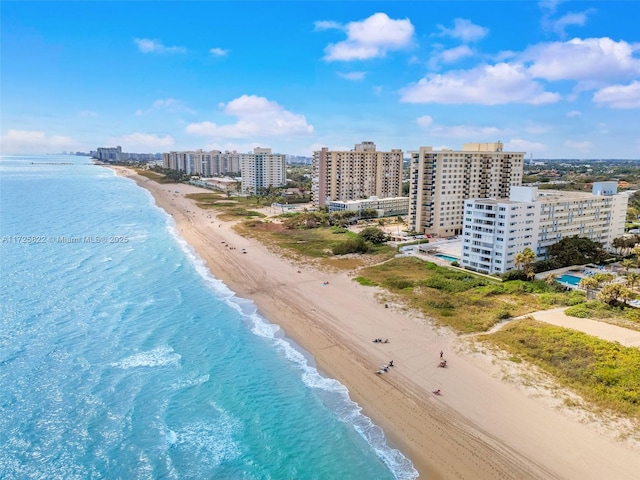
[[408, 142, 524, 237], [312, 141, 403, 207]]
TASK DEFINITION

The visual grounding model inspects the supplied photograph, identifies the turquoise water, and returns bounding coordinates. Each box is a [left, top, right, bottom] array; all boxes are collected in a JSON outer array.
[[0, 156, 417, 479], [558, 274, 582, 286], [434, 254, 458, 263]]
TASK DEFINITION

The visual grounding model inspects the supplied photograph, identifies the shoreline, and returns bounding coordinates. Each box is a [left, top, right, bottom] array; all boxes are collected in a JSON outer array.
[[114, 166, 640, 480]]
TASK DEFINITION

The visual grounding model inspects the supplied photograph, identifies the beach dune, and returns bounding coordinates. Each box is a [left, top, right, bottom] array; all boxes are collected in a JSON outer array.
[[117, 167, 640, 480]]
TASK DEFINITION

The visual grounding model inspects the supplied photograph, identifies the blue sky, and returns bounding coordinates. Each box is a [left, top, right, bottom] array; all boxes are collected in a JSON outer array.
[[2, 1, 640, 158]]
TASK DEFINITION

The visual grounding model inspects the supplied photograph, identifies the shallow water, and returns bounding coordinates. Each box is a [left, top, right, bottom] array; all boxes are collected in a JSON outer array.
[[0, 155, 418, 479]]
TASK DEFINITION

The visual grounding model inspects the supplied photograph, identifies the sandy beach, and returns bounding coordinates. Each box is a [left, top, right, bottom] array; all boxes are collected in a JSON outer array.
[[114, 167, 640, 480]]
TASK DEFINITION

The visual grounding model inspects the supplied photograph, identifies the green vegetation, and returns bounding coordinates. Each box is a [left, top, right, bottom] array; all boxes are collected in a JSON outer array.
[[135, 168, 184, 184], [485, 319, 640, 418], [184, 192, 267, 220], [235, 220, 396, 268], [358, 227, 388, 244], [565, 300, 640, 324], [354, 257, 567, 332], [546, 236, 607, 268]]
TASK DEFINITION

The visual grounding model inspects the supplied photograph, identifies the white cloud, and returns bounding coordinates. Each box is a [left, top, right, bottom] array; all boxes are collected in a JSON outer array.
[[137, 98, 196, 115], [525, 38, 640, 84], [438, 45, 474, 64], [549, 11, 592, 37], [0, 129, 81, 154], [314, 20, 341, 31], [79, 110, 97, 117], [337, 71, 367, 81], [436, 18, 488, 43], [372, 85, 383, 95], [186, 95, 314, 139], [210, 47, 229, 57], [400, 63, 560, 105], [593, 81, 640, 109], [538, 0, 563, 15], [430, 124, 505, 139], [564, 139, 592, 152], [566, 110, 582, 117], [110, 132, 175, 151], [505, 139, 547, 153], [523, 122, 550, 134], [322, 13, 414, 61], [134, 38, 186, 54], [416, 115, 433, 128]]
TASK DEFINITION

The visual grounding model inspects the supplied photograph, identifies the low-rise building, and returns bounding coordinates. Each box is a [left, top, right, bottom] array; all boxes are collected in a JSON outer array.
[[460, 182, 629, 274], [328, 196, 409, 218]]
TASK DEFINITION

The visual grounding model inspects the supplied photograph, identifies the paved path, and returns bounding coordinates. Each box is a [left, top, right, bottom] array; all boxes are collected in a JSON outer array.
[[515, 307, 640, 348]]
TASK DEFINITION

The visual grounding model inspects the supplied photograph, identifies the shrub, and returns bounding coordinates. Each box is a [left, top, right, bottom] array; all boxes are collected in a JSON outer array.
[[495, 304, 513, 320], [359, 227, 388, 244], [355, 276, 378, 287], [384, 277, 414, 290], [332, 236, 371, 255], [502, 269, 529, 281]]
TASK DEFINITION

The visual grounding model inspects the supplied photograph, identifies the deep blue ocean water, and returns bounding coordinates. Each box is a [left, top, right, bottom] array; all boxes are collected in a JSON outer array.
[[0, 156, 418, 480]]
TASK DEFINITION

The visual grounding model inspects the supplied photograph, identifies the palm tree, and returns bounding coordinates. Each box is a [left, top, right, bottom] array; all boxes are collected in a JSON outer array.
[[579, 277, 599, 300], [515, 247, 537, 280], [621, 259, 634, 276], [626, 272, 640, 292], [545, 273, 558, 285], [593, 272, 615, 285]]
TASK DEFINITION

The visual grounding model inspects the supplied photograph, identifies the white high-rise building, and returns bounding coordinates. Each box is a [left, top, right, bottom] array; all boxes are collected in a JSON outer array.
[[460, 183, 630, 274], [312, 142, 403, 207], [163, 150, 241, 175], [408, 142, 525, 237], [240, 147, 286, 194]]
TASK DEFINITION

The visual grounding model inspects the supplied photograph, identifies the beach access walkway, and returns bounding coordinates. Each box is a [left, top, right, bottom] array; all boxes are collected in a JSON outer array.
[[490, 307, 640, 348]]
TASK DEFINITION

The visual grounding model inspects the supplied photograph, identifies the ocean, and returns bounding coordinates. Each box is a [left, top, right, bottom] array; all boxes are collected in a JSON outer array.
[[0, 155, 418, 480]]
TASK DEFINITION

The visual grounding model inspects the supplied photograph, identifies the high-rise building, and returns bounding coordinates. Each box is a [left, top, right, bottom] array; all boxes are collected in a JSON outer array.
[[460, 183, 629, 274], [96, 146, 123, 161], [240, 147, 286, 194], [162, 150, 241, 176], [408, 142, 524, 237], [312, 142, 403, 207]]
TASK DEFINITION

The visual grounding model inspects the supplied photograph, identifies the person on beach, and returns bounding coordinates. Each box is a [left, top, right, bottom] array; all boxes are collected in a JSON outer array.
[[440, 350, 443, 358], [388, 360, 394, 367]]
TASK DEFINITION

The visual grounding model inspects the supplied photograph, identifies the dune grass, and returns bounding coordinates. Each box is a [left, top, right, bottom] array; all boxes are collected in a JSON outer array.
[[354, 257, 574, 332], [484, 318, 640, 418], [235, 220, 396, 269]]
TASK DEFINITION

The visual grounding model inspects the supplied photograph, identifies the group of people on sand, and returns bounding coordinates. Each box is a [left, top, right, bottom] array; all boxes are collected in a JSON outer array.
[[372, 338, 389, 343], [376, 360, 394, 374], [438, 350, 447, 368]]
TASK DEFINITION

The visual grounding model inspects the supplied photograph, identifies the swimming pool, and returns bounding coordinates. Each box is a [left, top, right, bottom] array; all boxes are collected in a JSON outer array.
[[435, 253, 459, 263], [558, 274, 582, 286]]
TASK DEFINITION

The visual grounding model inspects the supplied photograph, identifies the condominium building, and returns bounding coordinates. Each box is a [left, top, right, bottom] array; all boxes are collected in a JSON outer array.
[[460, 183, 629, 274], [240, 147, 286, 194], [328, 196, 409, 218], [312, 142, 403, 207], [162, 150, 241, 176], [96, 146, 123, 161], [408, 142, 525, 237]]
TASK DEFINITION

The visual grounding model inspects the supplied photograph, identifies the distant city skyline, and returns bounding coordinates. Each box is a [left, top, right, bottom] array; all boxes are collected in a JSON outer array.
[[2, 1, 640, 158]]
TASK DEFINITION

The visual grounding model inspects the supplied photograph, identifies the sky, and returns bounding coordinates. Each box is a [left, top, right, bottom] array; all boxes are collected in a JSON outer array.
[[2, 1, 640, 159]]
